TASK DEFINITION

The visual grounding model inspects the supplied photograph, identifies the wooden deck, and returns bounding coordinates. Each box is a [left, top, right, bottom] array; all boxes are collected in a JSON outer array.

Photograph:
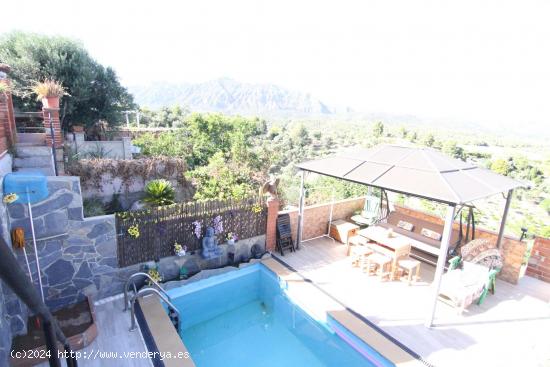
[[275, 237, 550, 367]]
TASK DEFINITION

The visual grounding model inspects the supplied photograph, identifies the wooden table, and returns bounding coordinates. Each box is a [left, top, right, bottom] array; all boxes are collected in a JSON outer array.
[[358, 226, 411, 280]]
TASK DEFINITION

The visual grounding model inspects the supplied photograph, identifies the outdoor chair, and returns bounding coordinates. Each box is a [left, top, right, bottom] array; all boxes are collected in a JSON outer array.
[[351, 195, 380, 227], [438, 239, 503, 313], [276, 213, 295, 256]]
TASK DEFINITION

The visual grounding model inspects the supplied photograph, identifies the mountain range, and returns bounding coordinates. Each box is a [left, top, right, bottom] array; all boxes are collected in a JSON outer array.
[[129, 78, 548, 141], [129, 78, 334, 117]]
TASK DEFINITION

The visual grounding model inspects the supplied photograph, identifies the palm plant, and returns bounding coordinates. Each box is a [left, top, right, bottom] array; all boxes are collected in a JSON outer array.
[[143, 179, 176, 206]]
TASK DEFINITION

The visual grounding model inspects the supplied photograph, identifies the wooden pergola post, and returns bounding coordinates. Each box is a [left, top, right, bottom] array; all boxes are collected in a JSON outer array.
[[496, 189, 513, 248], [296, 170, 306, 249], [426, 204, 456, 327]]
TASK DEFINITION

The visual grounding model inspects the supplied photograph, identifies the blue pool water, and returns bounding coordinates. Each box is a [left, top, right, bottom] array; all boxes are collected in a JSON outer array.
[[167, 264, 392, 367]]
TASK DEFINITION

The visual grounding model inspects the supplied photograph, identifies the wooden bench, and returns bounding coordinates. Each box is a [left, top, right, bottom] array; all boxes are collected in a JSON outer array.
[[377, 211, 461, 265]]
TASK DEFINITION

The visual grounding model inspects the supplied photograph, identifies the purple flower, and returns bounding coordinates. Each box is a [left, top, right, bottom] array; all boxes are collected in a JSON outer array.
[[213, 215, 223, 234], [193, 221, 202, 239]]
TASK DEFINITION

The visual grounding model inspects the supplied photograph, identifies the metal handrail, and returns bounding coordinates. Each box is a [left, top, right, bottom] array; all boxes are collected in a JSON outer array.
[[129, 287, 180, 333], [123, 272, 168, 311]]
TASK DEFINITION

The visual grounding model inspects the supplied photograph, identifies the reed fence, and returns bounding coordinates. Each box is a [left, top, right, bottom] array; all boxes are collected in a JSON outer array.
[[115, 196, 267, 267]]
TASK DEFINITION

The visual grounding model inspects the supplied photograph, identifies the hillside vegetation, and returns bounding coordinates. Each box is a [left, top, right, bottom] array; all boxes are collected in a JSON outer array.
[[131, 112, 550, 240]]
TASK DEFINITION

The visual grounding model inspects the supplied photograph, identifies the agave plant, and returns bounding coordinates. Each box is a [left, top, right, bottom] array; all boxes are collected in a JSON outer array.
[[31, 79, 67, 100], [143, 179, 176, 206]]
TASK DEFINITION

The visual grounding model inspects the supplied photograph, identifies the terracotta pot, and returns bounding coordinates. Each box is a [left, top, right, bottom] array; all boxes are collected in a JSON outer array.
[[72, 125, 85, 133], [42, 96, 60, 109]]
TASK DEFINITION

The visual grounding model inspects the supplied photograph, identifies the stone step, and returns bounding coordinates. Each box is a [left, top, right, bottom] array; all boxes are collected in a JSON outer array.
[[14, 166, 55, 176], [15, 145, 52, 158], [14, 156, 53, 168]]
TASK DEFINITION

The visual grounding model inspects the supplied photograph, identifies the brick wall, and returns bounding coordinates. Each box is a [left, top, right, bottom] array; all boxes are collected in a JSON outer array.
[[42, 106, 63, 147], [394, 204, 527, 284], [0, 89, 14, 156], [526, 237, 550, 283], [0, 94, 9, 156], [0, 72, 17, 155], [279, 197, 365, 243]]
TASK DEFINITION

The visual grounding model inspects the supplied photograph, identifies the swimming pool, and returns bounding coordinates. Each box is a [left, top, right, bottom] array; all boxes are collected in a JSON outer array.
[[166, 263, 393, 367]]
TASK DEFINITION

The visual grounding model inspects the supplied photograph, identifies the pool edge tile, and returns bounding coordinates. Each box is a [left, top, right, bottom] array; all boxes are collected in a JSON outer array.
[[328, 310, 424, 367], [263, 257, 426, 367], [139, 296, 196, 367]]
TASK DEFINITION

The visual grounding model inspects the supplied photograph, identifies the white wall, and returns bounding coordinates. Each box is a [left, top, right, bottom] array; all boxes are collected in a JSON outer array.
[[66, 133, 134, 160]]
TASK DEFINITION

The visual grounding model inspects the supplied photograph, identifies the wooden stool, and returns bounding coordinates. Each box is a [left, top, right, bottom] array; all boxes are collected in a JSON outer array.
[[347, 234, 369, 255], [351, 246, 373, 267], [364, 253, 391, 280], [398, 258, 421, 285]]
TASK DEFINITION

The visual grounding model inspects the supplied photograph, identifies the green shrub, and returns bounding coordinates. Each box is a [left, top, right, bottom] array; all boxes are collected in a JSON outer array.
[[143, 179, 176, 206], [83, 198, 106, 217]]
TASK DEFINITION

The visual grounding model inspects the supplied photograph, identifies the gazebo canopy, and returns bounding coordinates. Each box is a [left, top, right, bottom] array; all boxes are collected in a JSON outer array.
[[296, 145, 525, 205]]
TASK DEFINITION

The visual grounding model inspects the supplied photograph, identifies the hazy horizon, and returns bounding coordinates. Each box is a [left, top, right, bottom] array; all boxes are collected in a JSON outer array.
[[2, 0, 550, 131]]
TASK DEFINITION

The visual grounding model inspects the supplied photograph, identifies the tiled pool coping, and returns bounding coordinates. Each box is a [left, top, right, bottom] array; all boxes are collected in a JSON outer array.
[[137, 296, 195, 367], [262, 257, 429, 367], [138, 258, 428, 367]]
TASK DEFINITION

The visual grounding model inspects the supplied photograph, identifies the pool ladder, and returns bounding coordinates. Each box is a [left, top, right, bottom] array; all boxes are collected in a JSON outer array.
[[124, 272, 181, 333]]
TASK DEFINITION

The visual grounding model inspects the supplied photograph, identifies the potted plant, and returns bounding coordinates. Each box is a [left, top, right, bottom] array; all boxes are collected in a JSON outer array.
[[174, 242, 187, 257], [226, 232, 238, 245], [31, 79, 67, 108]]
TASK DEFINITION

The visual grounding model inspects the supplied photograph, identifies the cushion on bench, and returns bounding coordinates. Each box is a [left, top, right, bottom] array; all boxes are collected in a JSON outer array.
[[420, 228, 442, 241], [397, 220, 414, 231]]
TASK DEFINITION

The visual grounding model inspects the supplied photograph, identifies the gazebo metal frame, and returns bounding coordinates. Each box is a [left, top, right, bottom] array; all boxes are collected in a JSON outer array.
[[295, 145, 525, 327]]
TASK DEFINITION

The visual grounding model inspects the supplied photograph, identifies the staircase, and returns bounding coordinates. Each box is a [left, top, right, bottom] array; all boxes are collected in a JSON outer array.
[[13, 143, 55, 176]]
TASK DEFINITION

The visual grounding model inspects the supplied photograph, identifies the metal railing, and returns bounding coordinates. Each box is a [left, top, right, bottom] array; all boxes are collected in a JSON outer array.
[[129, 287, 181, 333], [123, 272, 167, 311], [0, 237, 78, 367]]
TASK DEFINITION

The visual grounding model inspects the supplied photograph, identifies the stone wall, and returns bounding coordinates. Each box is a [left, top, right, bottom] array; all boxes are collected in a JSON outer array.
[[0, 283, 11, 365], [393, 204, 528, 284], [3, 177, 122, 312], [0, 165, 18, 366], [279, 197, 366, 243], [526, 236, 550, 283], [0, 174, 265, 367]]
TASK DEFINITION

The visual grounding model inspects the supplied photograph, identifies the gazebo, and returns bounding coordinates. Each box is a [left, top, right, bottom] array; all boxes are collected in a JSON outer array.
[[295, 144, 525, 326]]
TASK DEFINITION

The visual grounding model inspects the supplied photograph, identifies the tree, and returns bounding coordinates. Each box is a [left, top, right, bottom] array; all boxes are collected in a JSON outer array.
[[372, 121, 384, 138], [185, 152, 255, 200], [491, 159, 511, 176], [0, 31, 135, 130], [422, 133, 436, 147], [442, 141, 465, 161], [290, 124, 311, 147]]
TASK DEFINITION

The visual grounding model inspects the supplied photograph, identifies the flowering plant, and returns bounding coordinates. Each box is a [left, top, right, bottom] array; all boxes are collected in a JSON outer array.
[[174, 241, 187, 255], [2, 193, 18, 204], [128, 225, 140, 238], [213, 215, 223, 234], [226, 232, 238, 242], [251, 204, 262, 214], [193, 220, 202, 238], [147, 268, 162, 285]]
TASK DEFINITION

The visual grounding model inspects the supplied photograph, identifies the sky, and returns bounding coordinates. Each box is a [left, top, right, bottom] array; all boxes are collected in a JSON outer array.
[[1, 0, 550, 128]]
